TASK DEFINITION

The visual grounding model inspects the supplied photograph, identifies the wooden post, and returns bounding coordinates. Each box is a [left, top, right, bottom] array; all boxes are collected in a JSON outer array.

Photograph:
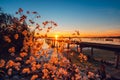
[[77, 45, 80, 53], [77, 44, 78, 52], [67, 43, 70, 49], [52, 40, 53, 47], [91, 47, 93, 58], [54, 40, 55, 47], [67, 37, 70, 49], [115, 52, 119, 69], [80, 45, 82, 53], [52, 39, 55, 48]]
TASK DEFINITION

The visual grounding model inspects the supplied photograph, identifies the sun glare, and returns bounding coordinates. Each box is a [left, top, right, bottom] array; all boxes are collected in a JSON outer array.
[[55, 34, 58, 40]]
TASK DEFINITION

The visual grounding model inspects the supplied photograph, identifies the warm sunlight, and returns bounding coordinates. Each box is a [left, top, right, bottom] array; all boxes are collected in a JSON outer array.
[[55, 34, 59, 40], [0, 0, 120, 80]]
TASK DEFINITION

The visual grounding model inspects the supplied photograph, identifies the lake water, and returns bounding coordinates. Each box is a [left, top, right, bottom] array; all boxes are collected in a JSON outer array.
[[72, 38, 120, 45], [39, 38, 118, 64]]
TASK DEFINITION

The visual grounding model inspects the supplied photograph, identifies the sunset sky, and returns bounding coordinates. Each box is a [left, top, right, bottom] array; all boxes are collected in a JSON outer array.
[[0, 0, 120, 37]]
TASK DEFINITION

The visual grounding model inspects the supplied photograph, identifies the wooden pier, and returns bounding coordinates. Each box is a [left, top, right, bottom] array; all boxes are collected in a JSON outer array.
[[47, 38, 120, 68], [72, 41, 120, 68]]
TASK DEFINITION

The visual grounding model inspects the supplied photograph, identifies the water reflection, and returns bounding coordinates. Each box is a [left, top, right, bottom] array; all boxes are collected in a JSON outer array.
[[42, 39, 49, 49]]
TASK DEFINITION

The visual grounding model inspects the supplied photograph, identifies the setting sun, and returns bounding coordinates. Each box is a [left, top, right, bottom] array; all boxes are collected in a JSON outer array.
[[55, 34, 59, 40], [0, 0, 120, 80]]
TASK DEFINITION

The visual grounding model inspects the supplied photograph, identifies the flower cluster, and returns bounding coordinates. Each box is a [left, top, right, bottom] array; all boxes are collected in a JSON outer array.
[[0, 8, 109, 80], [0, 59, 5, 68], [79, 53, 88, 62]]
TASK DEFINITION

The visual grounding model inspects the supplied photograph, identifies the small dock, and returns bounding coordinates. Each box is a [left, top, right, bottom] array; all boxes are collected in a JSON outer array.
[[70, 41, 120, 68], [76, 41, 120, 52], [47, 38, 120, 68]]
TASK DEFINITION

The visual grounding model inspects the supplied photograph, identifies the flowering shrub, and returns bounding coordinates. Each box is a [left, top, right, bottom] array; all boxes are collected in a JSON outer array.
[[0, 8, 106, 80]]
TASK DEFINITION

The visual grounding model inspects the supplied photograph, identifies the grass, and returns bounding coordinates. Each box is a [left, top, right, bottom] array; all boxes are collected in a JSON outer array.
[[82, 48, 115, 62], [64, 48, 120, 79]]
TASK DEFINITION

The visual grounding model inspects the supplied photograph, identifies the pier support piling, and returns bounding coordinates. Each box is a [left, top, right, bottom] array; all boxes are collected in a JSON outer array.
[[91, 47, 94, 58], [115, 52, 119, 69], [80, 46, 83, 53], [77, 44, 79, 52], [67, 43, 70, 49]]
